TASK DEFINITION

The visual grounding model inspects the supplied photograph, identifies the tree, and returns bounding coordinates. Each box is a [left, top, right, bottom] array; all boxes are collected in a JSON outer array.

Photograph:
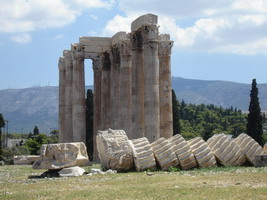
[[246, 79, 264, 146], [86, 89, 94, 160], [33, 126, 40, 136], [172, 90, 181, 135], [0, 113, 5, 160]]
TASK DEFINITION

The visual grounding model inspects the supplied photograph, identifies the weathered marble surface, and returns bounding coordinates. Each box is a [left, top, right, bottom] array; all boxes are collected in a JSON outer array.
[[13, 155, 40, 165], [264, 144, 267, 153], [96, 129, 134, 171], [188, 137, 217, 168], [234, 133, 264, 166], [168, 134, 197, 170], [207, 133, 246, 166], [129, 137, 156, 171], [58, 166, 85, 177], [32, 142, 90, 170], [151, 137, 178, 170]]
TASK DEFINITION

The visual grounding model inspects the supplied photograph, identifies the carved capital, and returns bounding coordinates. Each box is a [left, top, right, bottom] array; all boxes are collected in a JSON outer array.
[[92, 56, 102, 71], [158, 41, 173, 55], [130, 31, 143, 49], [72, 44, 85, 61], [141, 25, 159, 42], [119, 40, 132, 56], [58, 57, 65, 71], [110, 45, 120, 63]]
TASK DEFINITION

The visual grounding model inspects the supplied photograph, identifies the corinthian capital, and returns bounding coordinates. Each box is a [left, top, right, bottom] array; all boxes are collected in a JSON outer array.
[[141, 25, 159, 42], [120, 40, 132, 55], [158, 41, 173, 55], [72, 44, 84, 61]]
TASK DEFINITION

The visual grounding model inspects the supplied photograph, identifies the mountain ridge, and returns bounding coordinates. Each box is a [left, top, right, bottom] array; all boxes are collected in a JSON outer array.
[[0, 77, 266, 133]]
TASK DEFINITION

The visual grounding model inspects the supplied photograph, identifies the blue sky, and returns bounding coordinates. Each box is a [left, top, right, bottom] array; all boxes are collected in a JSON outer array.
[[0, 0, 267, 90]]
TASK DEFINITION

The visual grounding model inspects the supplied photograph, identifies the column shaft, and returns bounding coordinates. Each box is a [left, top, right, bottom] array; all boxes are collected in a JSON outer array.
[[159, 40, 173, 138], [131, 32, 145, 139], [101, 52, 111, 130], [93, 57, 101, 161], [142, 25, 160, 142], [72, 45, 86, 143], [119, 41, 132, 137], [58, 56, 66, 142]]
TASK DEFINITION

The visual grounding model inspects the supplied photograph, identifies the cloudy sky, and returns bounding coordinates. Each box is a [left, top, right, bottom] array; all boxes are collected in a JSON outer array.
[[0, 0, 267, 89]]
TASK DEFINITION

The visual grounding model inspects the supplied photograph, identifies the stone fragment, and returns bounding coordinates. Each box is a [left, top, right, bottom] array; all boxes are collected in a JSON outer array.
[[168, 134, 197, 170], [106, 169, 117, 174], [13, 155, 40, 165], [90, 168, 103, 174], [207, 133, 246, 166], [151, 137, 179, 170], [58, 166, 85, 177], [0, 161, 4, 165], [264, 144, 267, 153], [32, 142, 90, 170], [131, 14, 158, 32], [128, 137, 157, 171], [254, 154, 267, 167], [96, 129, 134, 171], [234, 133, 265, 166], [187, 137, 217, 168]]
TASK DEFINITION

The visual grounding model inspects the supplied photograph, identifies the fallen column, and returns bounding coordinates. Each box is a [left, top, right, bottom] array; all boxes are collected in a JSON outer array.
[[168, 134, 197, 170], [187, 137, 217, 168], [96, 129, 134, 171], [128, 137, 156, 171], [151, 137, 178, 170]]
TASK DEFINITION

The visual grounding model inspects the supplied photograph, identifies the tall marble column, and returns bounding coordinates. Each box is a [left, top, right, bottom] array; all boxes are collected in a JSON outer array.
[[110, 46, 121, 129], [72, 44, 86, 143], [159, 36, 173, 139], [119, 40, 132, 137], [142, 25, 160, 142], [131, 31, 145, 139], [58, 56, 66, 142], [92, 56, 102, 161], [60, 50, 74, 142], [101, 51, 111, 130]]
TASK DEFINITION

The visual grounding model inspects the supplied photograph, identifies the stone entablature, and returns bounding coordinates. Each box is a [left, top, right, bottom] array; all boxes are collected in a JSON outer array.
[[58, 14, 173, 160]]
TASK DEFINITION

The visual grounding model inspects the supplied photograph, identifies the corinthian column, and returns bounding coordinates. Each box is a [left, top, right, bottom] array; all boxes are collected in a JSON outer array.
[[92, 56, 101, 161], [61, 50, 73, 142], [58, 56, 66, 142], [119, 40, 132, 138], [131, 31, 145, 139], [142, 25, 160, 142], [72, 44, 86, 143], [158, 35, 173, 139]]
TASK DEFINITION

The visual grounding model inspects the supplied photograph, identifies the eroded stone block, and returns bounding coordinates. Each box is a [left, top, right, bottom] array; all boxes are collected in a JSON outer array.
[[96, 129, 134, 171], [32, 142, 90, 170], [128, 137, 156, 171], [187, 137, 217, 168], [131, 14, 158, 32], [151, 137, 178, 170], [264, 144, 267, 153], [234, 133, 264, 166], [58, 166, 85, 177], [168, 134, 197, 170], [13, 155, 40, 165]]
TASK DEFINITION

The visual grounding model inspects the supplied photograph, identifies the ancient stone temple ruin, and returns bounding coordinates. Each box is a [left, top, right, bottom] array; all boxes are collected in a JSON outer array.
[[58, 14, 173, 157]]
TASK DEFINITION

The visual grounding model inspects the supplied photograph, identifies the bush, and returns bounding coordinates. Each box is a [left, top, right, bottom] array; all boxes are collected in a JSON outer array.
[[0, 146, 30, 164]]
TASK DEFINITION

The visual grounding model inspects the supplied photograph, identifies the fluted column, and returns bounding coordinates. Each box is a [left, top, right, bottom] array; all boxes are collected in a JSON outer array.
[[110, 46, 121, 129], [58, 56, 66, 142], [92, 56, 101, 161], [62, 50, 73, 142], [159, 37, 173, 139], [119, 40, 132, 137], [72, 44, 86, 143], [131, 31, 145, 138], [101, 51, 111, 130], [142, 25, 160, 142]]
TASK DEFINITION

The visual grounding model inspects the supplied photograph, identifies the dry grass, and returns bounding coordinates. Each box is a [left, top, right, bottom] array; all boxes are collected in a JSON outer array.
[[0, 165, 267, 200]]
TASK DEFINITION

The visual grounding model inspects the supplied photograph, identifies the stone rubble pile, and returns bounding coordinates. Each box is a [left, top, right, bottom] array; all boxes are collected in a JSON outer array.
[[97, 129, 266, 171]]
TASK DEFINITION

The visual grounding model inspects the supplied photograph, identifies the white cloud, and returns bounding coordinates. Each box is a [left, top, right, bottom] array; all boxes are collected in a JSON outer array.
[[0, 0, 115, 33], [10, 33, 32, 43], [54, 34, 65, 40], [104, 0, 267, 55]]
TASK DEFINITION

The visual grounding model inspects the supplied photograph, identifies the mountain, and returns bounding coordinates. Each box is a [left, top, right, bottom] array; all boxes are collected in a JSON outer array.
[[0, 77, 266, 133]]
